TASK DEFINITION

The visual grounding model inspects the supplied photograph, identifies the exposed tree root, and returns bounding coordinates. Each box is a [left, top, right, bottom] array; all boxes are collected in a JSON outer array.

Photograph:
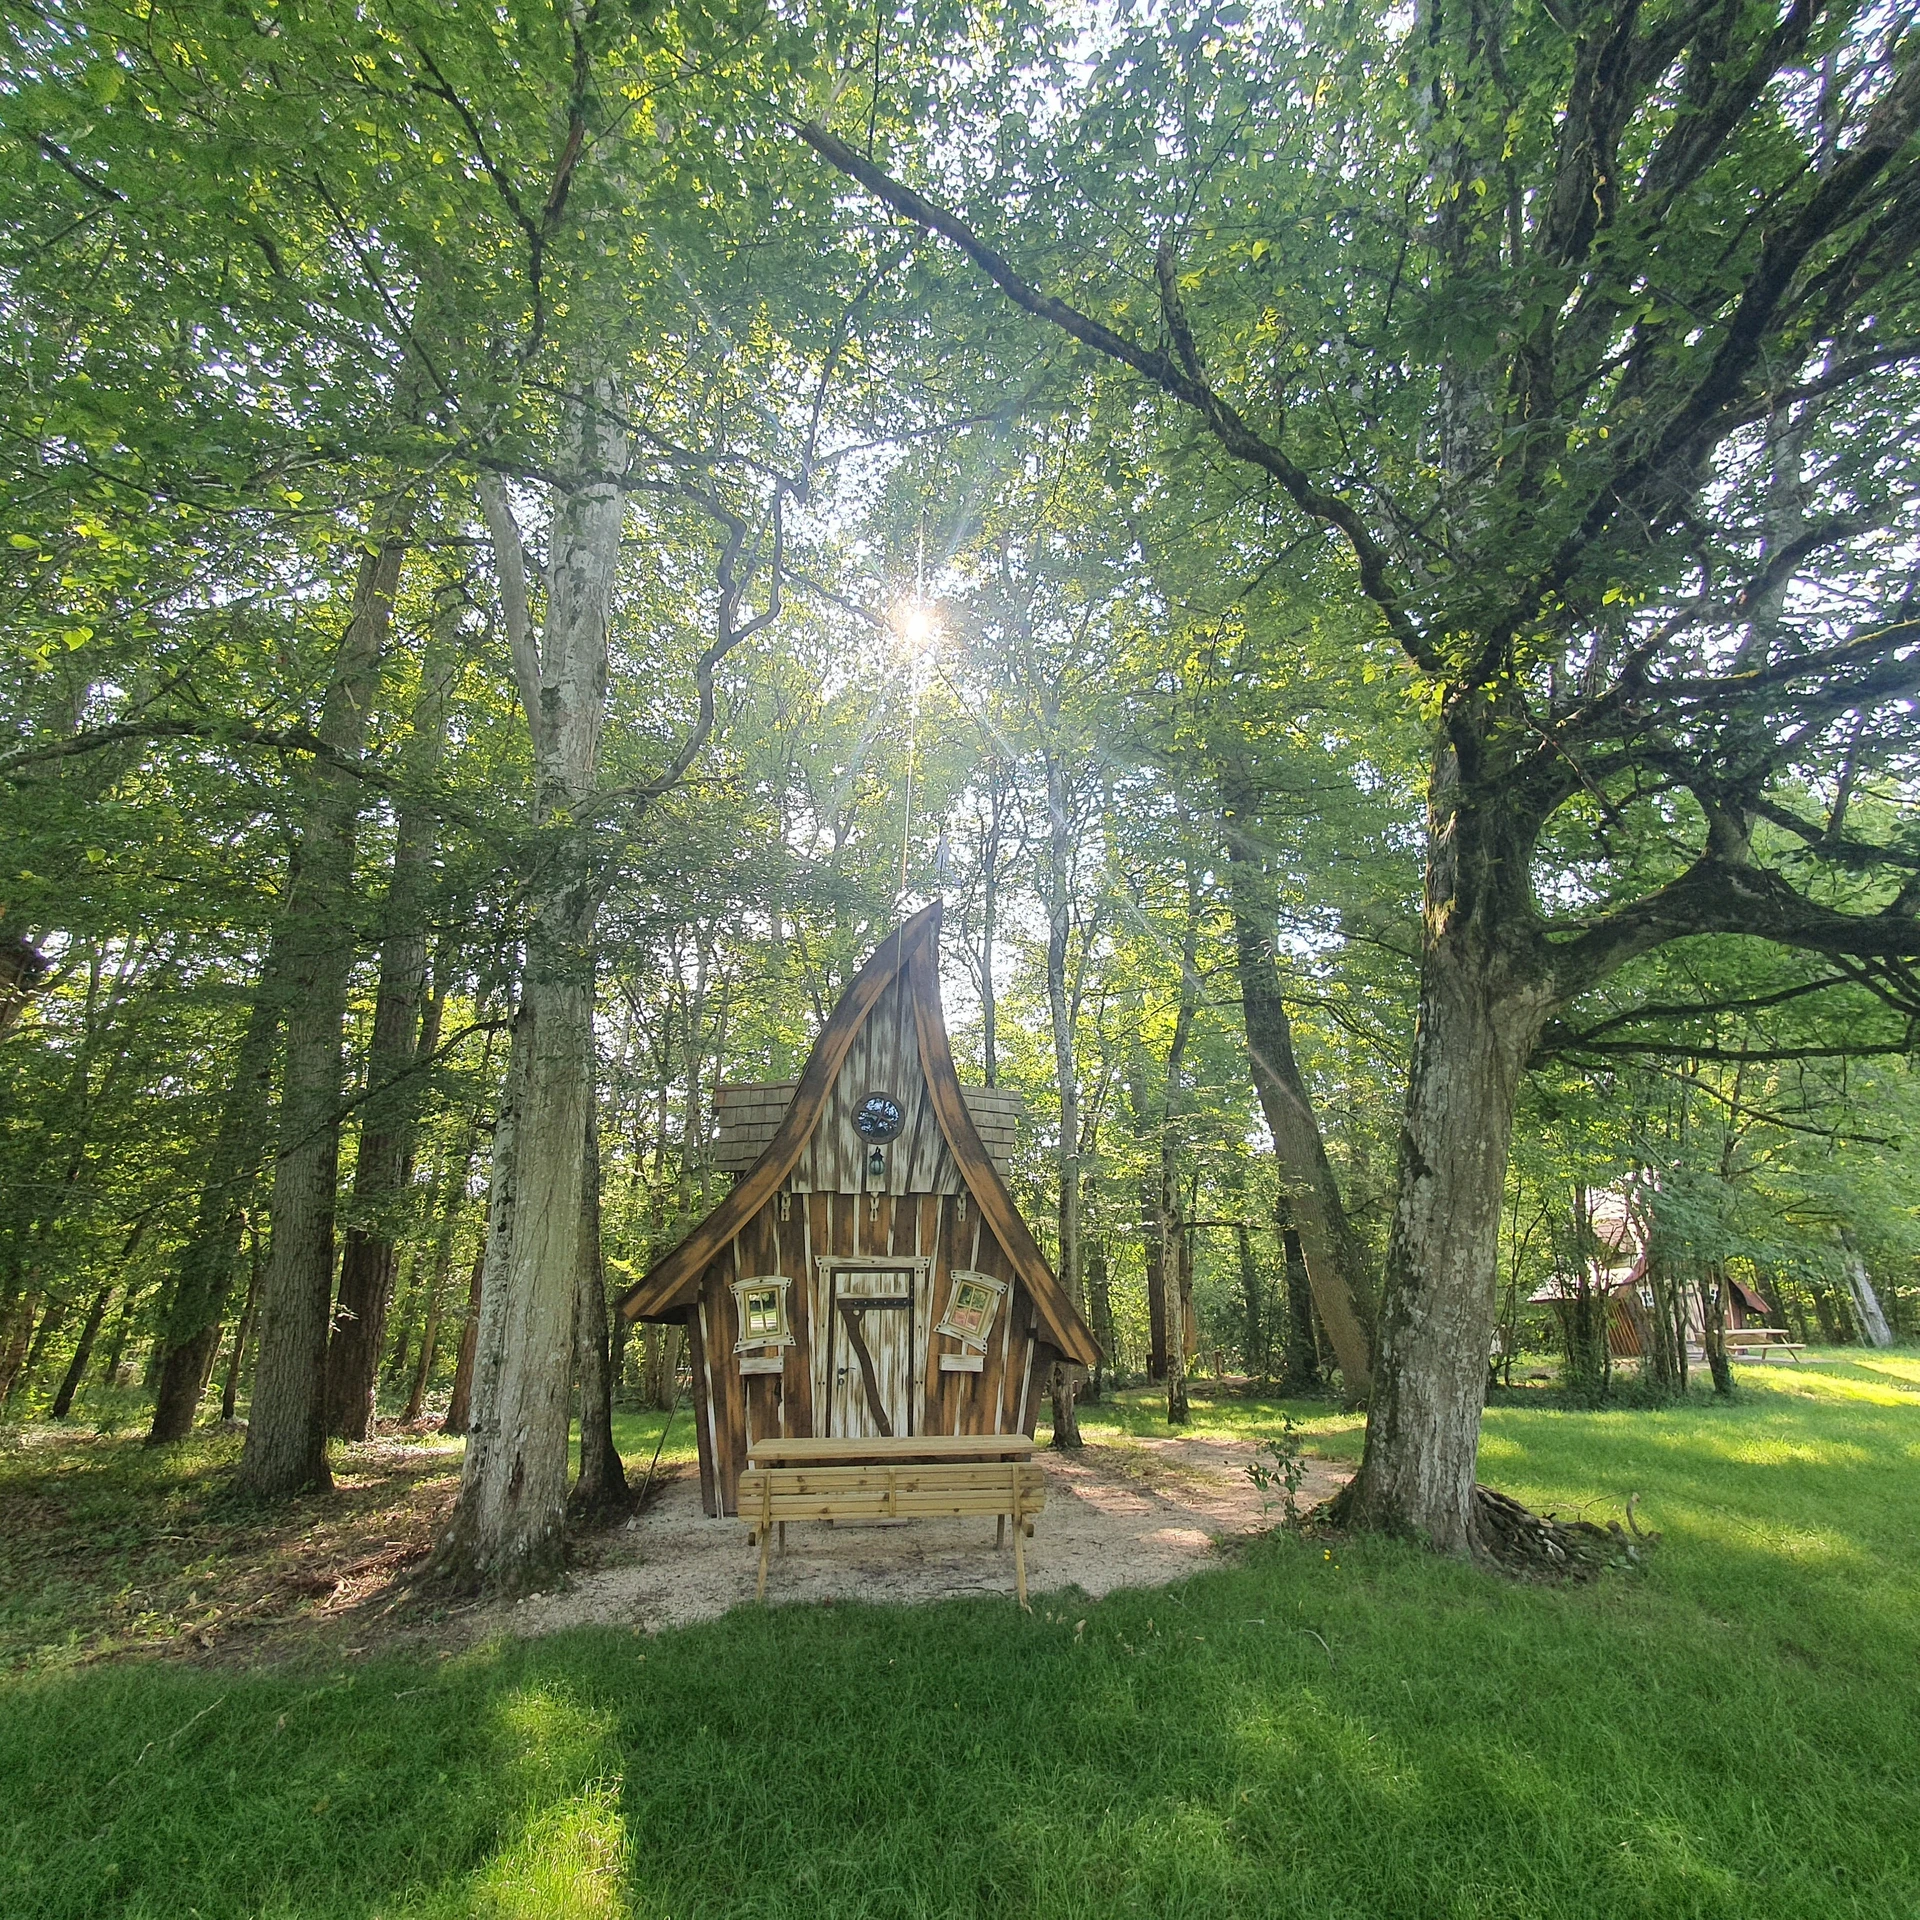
[[1309, 1479, 1655, 1582], [1469, 1485, 1653, 1581]]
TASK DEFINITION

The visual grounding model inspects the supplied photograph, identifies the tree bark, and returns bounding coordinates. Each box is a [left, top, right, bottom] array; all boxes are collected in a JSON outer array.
[[641, 1323, 682, 1410], [238, 533, 405, 1497], [1345, 876, 1555, 1552], [444, 1007, 528, 1447], [429, 963, 592, 1587], [1277, 1210, 1319, 1390], [428, 388, 625, 1587], [1085, 1237, 1114, 1396], [96, 1281, 140, 1388], [148, 970, 280, 1441], [325, 990, 442, 1440], [1842, 1241, 1894, 1347], [404, 1124, 480, 1423], [569, 1106, 629, 1520], [1235, 1220, 1263, 1382], [15, 1291, 70, 1406], [441, 1250, 486, 1436], [0, 1287, 38, 1406], [220, 1219, 261, 1422], [0, 928, 49, 1041], [1142, 1176, 1168, 1382], [50, 1282, 113, 1418], [1220, 787, 1374, 1400], [326, 602, 458, 1438], [1043, 752, 1084, 1449], [1161, 864, 1202, 1427]]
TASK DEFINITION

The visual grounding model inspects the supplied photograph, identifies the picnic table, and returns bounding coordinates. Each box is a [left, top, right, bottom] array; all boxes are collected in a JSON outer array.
[[1722, 1326, 1804, 1362], [740, 1434, 1046, 1607]]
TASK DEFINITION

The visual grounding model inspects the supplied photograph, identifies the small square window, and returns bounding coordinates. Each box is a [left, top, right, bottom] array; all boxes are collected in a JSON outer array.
[[947, 1281, 994, 1340], [730, 1274, 794, 1353], [936, 1269, 1007, 1351]]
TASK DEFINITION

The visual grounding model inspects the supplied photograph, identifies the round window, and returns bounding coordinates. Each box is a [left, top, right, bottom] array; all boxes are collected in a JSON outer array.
[[853, 1091, 905, 1143]]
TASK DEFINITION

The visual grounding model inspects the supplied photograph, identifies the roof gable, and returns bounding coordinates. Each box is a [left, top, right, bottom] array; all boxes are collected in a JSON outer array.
[[616, 902, 1098, 1367]]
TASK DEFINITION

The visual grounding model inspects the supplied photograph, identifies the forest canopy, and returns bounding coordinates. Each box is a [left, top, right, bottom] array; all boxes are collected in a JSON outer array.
[[2, 0, 1915, 1577]]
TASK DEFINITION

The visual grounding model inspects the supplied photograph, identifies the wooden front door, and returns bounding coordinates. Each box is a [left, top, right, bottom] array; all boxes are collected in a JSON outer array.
[[829, 1266, 915, 1438]]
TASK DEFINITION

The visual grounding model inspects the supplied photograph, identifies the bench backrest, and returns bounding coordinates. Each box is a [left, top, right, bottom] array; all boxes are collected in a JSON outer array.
[[738, 1461, 1046, 1522]]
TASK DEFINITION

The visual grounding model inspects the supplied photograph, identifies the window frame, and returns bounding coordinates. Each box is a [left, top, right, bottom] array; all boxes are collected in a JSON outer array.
[[935, 1269, 1007, 1352], [730, 1273, 795, 1353]]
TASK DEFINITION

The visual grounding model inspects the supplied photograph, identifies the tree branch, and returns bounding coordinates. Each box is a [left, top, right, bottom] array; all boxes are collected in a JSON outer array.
[[796, 121, 1427, 666], [1548, 854, 1920, 996], [475, 471, 546, 750], [35, 133, 125, 203]]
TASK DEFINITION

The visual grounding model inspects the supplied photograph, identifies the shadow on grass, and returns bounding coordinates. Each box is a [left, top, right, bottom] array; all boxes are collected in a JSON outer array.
[[4, 1358, 1917, 1919]]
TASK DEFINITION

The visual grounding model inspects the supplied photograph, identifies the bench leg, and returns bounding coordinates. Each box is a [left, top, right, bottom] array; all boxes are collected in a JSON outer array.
[[778, 1521, 786, 1557], [1012, 1511, 1028, 1610], [996, 1514, 1005, 1550], [757, 1524, 772, 1601]]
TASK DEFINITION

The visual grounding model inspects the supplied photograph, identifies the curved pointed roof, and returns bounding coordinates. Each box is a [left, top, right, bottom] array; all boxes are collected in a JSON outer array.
[[616, 901, 1099, 1367]]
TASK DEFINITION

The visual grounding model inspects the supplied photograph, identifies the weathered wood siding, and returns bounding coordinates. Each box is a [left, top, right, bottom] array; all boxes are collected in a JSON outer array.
[[714, 1031, 1023, 1185], [685, 1184, 1053, 1515]]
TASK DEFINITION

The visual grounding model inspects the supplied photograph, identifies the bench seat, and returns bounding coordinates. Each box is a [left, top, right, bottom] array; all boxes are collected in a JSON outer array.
[[738, 1460, 1047, 1607]]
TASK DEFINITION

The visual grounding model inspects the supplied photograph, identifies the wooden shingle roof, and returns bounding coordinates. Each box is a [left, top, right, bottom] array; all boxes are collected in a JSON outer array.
[[615, 901, 1099, 1367], [713, 1079, 1024, 1179]]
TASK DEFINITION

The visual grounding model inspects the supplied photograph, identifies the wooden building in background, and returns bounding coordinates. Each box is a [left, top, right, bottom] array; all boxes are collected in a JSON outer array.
[[617, 902, 1099, 1517]]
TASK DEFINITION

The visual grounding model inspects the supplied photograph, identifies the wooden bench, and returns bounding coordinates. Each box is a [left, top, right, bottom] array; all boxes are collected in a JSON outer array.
[[740, 1436, 1045, 1608]]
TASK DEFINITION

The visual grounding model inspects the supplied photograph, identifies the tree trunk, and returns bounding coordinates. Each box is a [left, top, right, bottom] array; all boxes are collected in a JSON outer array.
[[1235, 1221, 1263, 1383], [1167, 1213, 1191, 1425], [220, 1219, 261, 1421], [428, 962, 593, 1588], [1220, 788, 1374, 1400], [1085, 1238, 1113, 1397], [97, 1281, 140, 1388], [1142, 1171, 1169, 1382], [0, 928, 49, 1041], [1277, 1210, 1319, 1390], [15, 1291, 70, 1405], [1044, 754, 1085, 1449], [1843, 1243, 1894, 1347], [569, 1108, 630, 1521], [427, 385, 626, 1589], [384, 1276, 414, 1395], [238, 534, 406, 1498], [400, 1265, 436, 1423], [0, 1288, 39, 1406], [1700, 1268, 1734, 1396], [148, 974, 280, 1441], [404, 1128, 479, 1423], [1642, 1239, 1690, 1395], [441, 1250, 486, 1436], [641, 1322, 682, 1410], [1345, 923, 1554, 1554], [326, 607, 457, 1439], [325, 986, 441, 1439], [50, 1283, 113, 1419], [52, 1211, 150, 1422]]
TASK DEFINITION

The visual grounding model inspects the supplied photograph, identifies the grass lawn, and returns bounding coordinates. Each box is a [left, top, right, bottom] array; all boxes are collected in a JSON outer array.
[[4, 1354, 1918, 1917]]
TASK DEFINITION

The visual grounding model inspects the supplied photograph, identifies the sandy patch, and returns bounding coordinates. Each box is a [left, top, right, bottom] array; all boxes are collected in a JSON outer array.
[[508, 1438, 1352, 1635]]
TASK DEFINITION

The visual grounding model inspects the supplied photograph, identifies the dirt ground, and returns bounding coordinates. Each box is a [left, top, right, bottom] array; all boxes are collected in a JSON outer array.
[[503, 1437, 1354, 1637], [1, 1425, 1350, 1670]]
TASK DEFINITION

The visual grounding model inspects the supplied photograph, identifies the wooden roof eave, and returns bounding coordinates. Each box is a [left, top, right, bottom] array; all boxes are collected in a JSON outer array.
[[904, 936, 1101, 1369], [616, 904, 942, 1323]]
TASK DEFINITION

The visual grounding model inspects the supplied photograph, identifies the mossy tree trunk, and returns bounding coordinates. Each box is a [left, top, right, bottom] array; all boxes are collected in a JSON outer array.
[[238, 534, 405, 1499]]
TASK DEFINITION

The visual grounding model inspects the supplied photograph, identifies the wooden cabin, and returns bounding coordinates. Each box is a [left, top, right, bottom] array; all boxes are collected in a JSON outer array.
[[617, 902, 1099, 1517]]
